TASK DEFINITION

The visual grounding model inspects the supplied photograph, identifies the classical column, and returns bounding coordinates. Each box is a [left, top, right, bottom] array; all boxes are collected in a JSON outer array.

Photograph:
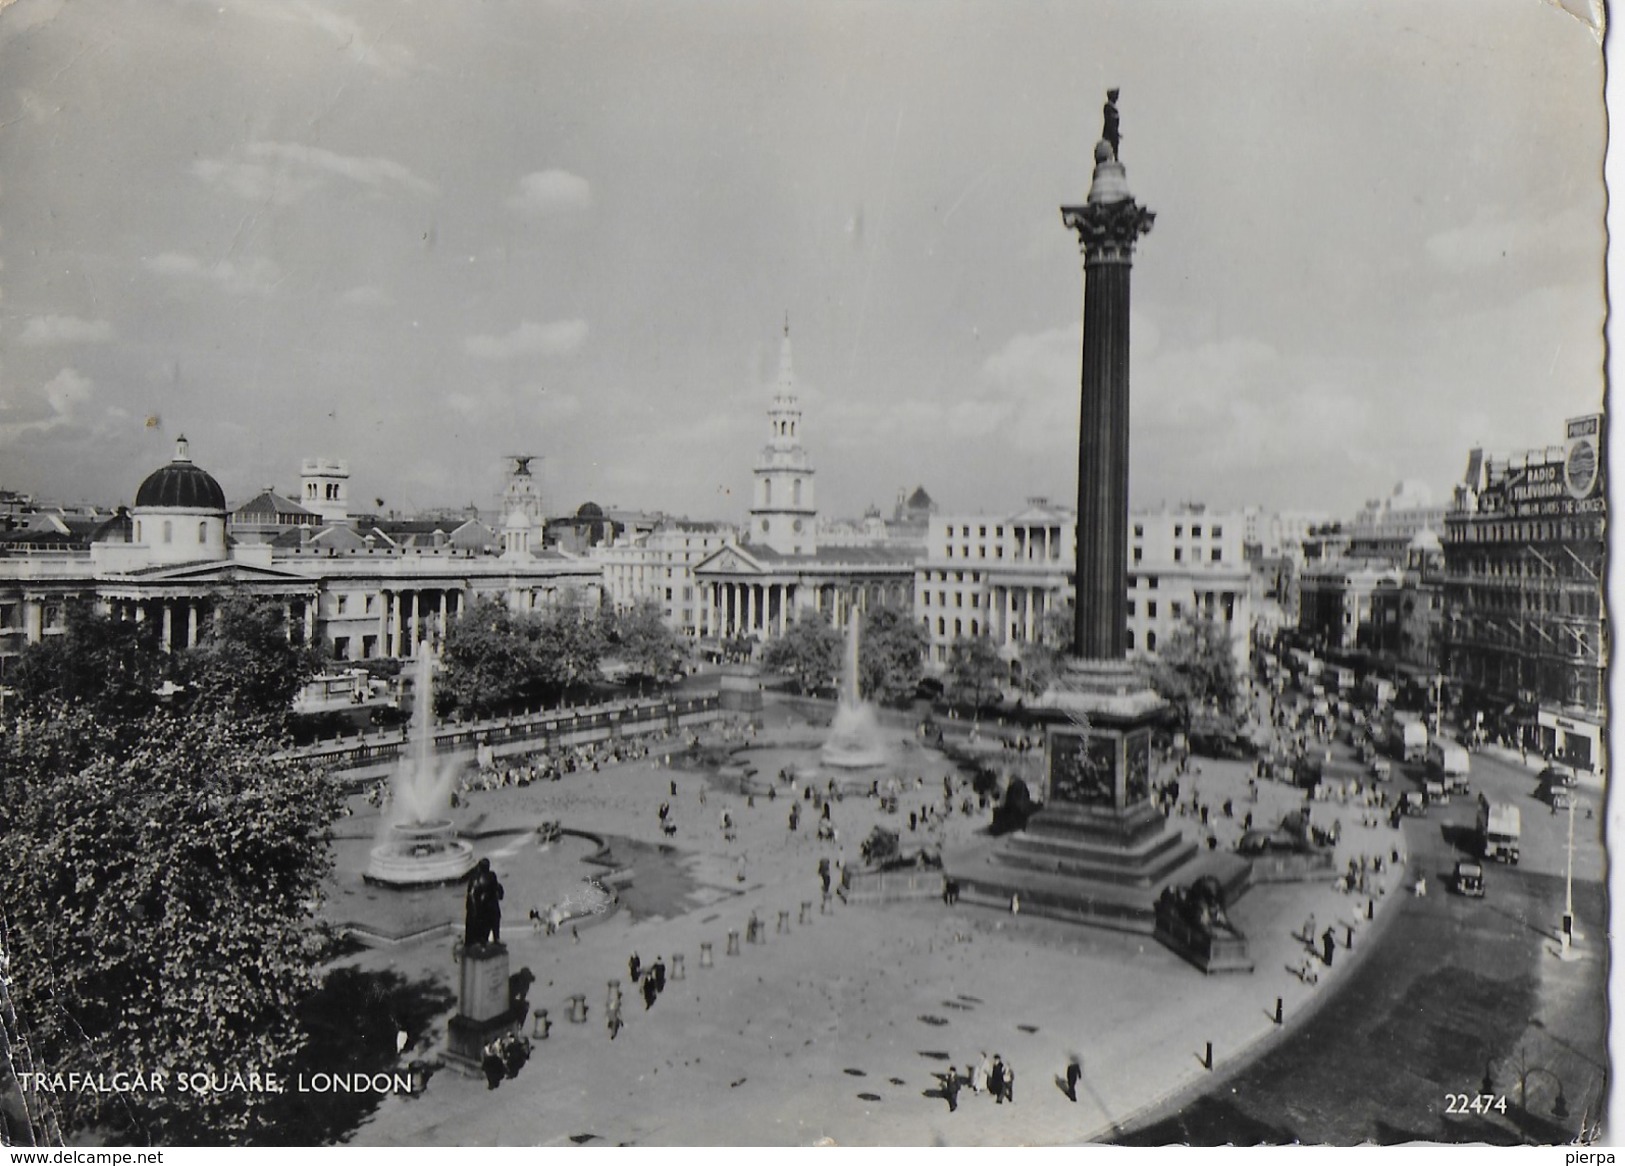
[[161, 604, 174, 653], [305, 595, 318, 645], [1062, 129, 1154, 661], [187, 601, 200, 647], [407, 591, 419, 655]]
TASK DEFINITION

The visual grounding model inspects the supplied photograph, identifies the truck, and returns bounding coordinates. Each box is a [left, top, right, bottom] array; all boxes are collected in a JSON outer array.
[[1478, 801, 1521, 864], [1390, 716, 1428, 763], [1428, 738, 1472, 793]]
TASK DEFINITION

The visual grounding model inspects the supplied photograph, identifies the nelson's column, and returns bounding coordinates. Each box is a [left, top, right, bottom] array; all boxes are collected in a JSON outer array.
[[951, 93, 1250, 935]]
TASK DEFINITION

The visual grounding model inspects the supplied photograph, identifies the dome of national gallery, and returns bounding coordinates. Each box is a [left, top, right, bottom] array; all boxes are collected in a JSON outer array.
[[135, 435, 227, 512]]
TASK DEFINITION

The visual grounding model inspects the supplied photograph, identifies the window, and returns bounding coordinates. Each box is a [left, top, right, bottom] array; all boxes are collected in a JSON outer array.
[[1174, 548, 1183, 562], [336, 594, 348, 615], [1133, 547, 1143, 563], [333, 636, 350, 660], [1192, 525, 1202, 537], [1127, 629, 1136, 651], [946, 546, 953, 558], [1147, 601, 1158, 618], [1134, 524, 1144, 537], [1212, 526, 1222, 538], [1127, 601, 1136, 616], [1147, 630, 1157, 651], [1174, 525, 1183, 537], [1171, 602, 1183, 617], [197, 521, 208, 543], [937, 617, 945, 635], [1211, 548, 1222, 562], [162, 520, 173, 544]]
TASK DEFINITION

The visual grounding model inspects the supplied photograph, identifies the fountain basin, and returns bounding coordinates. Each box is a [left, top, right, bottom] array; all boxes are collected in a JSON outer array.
[[819, 702, 890, 769], [365, 819, 477, 887]]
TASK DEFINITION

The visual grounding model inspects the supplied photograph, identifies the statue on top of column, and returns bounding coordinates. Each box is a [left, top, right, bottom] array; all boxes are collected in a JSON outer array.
[[1101, 88, 1121, 159]]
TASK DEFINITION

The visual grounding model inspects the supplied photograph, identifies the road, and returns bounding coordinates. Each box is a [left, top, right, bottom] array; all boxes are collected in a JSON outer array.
[[1113, 745, 1608, 1145]]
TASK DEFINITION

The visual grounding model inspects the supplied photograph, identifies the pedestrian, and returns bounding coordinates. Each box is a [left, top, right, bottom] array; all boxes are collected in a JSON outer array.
[[973, 1052, 990, 1095], [1302, 913, 1316, 944], [1065, 1058, 1082, 1102], [989, 1055, 1007, 1104], [629, 952, 641, 983], [943, 1070, 960, 1113], [652, 956, 667, 995], [1321, 927, 1336, 967], [607, 994, 623, 1040], [643, 974, 658, 1010], [1005, 1060, 1015, 1104], [1010, 892, 1020, 916]]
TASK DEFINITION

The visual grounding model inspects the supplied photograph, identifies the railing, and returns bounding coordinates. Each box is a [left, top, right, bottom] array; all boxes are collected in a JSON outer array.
[[282, 692, 723, 774]]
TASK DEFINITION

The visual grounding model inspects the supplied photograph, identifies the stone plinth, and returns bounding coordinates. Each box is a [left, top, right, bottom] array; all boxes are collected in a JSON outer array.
[[1152, 899, 1255, 975], [443, 942, 526, 1074], [717, 664, 764, 714], [458, 942, 511, 1022], [946, 661, 1252, 934]]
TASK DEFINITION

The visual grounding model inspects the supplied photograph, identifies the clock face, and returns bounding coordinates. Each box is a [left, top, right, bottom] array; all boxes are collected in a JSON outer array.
[[792, 519, 803, 532], [1566, 438, 1599, 499], [761, 519, 770, 532]]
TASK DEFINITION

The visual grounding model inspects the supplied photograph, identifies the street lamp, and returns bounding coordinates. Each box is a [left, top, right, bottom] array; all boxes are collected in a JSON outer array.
[[1559, 789, 1579, 958]]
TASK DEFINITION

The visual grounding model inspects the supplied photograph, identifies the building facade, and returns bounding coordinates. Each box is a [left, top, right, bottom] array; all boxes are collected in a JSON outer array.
[[1442, 415, 1606, 771], [916, 502, 1254, 675]]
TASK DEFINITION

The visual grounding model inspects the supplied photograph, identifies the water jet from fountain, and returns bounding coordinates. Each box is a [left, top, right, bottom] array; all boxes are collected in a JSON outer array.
[[819, 615, 890, 769], [365, 649, 476, 887]]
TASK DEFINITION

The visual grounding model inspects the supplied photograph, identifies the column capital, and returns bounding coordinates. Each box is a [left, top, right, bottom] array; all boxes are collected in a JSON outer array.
[[1061, 198, 1155, 264]]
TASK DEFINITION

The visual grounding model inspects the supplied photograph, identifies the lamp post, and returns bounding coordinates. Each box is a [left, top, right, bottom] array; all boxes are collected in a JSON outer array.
[[1559, 789, 1578, 957]]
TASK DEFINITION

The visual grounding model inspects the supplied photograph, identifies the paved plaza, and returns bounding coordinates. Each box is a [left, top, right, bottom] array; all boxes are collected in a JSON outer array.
[[329, 694, 1418, 1147]]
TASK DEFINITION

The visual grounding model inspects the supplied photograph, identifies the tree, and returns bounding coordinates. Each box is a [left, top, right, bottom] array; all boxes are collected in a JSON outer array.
[[761, 611, 842, 694], [945, 635, 1005, 714], [531, 591, 607, 693], [1018, 607, 1074, 697], [10, 601, 169, 726], [177, 591, 323, 723], [436, 597, 540, 718], [858, 606, 927, 707], [603, 599, 688, 684], [0, 705, 340, 1145], [1149, 614, 1242, 736]]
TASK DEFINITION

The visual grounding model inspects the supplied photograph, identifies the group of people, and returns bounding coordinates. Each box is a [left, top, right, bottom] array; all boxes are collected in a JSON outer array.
[[940, 1052, 1016, 1112], [468, 729, 680, 793], [628, 951, 668, 1013], [479, 1031, 531, 1090]]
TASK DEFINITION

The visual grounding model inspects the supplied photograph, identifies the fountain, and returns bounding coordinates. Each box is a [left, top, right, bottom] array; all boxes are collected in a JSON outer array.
[[818, 615, 890, 769], [365, 650, 477, 886]]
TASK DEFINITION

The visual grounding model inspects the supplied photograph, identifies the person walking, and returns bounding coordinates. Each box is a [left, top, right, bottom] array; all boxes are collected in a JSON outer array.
[[943, 1070, 960, 1113], [989, 1055, 1007, 1104], [1065, 1057, 1082, 1102], [629, 952, 641, 983], [1004, 1060, 1015, 1104], [652, 956, 667, 996], [1321, 926, 1337, 967], [972, 1052, 990, 1095]]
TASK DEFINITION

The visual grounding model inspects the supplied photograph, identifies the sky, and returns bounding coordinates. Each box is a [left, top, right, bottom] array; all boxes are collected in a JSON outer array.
[[0, 0, 1608, 524]]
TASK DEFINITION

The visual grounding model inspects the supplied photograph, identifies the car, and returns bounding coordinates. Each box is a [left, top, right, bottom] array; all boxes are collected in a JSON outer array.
[[1370, 758, 1392, 780], [1551, 789, 1575, 811], [1453, 861, 1485, 897], [1540, 764, 1578, 789]]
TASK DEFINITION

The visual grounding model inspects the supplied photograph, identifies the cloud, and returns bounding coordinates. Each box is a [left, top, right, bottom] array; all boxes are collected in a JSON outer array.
[[464, 319, 588, 361], [17, 314, 114, 346], [339, 284, 395, 308], [192, 141, 436, 205], [0, 368, 93, 445], [1425, 204, 1596, 273], [143, 252, 282, 296], [236, 1, 416, 77], [506, 170, 592, 215]]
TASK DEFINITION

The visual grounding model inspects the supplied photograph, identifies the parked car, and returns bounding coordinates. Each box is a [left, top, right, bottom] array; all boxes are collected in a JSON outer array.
[[1453, 860, 1485, 898]]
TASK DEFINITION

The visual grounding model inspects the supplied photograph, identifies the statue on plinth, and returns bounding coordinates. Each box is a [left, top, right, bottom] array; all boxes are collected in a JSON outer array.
[[1101, 88, 1121, 159], [464, 857, 505, 947]]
